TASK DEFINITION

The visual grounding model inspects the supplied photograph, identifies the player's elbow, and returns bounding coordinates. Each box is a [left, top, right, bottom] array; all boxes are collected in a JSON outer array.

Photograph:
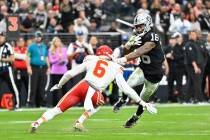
[[64, 71, 73, 79]]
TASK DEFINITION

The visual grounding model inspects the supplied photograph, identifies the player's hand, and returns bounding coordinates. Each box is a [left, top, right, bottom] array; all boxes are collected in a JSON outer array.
[[144, 103, 157, 114], [114, 57, 127, 65], [27, 66, 32, 75], [125, 35, 141, 48], [108, 54, 127, 65], [50, 84, 61, 92], [140, 100, 157, 114]]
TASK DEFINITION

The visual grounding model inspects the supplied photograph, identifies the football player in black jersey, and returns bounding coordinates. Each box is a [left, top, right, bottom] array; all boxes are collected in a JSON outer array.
[[113, 13, 165, 128]]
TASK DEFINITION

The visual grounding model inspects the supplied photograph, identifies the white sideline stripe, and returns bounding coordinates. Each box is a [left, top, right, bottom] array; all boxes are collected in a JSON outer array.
[[111, 132, 210, 136], [0, 103, 210, 112]]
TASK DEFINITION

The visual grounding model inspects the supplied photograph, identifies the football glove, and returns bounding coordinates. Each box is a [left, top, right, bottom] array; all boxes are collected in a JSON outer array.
[[145, 103, 157, 114], [140, 100, 157, 114], [50, 84, 61, 92], [108, 54, 127, 65], [125, 35, 142, 48]]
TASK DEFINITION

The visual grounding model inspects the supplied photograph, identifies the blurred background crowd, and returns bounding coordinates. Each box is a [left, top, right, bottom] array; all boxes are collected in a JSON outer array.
[[0, 0, 210, 109]]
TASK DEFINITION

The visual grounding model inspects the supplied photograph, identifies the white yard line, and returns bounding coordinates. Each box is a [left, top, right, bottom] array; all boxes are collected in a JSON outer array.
[[0, 103, 210, 112]]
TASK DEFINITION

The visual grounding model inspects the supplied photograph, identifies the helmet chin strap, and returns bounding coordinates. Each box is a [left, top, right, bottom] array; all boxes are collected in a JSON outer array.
[[135, 29, 145, 37]]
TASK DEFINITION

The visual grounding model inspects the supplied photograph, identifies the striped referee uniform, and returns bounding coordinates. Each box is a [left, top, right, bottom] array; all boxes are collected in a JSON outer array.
[[0, 42, 20, 108]]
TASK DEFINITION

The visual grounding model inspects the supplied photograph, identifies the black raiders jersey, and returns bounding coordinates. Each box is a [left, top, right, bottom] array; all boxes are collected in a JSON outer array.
[[130, 31, 165, 83]]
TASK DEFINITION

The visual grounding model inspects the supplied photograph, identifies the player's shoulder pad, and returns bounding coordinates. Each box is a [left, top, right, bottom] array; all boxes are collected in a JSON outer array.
[[83, 55, 98, 62]]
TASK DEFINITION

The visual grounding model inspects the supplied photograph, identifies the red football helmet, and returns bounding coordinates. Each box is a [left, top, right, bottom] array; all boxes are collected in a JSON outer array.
[[96, 45, 113, 57]]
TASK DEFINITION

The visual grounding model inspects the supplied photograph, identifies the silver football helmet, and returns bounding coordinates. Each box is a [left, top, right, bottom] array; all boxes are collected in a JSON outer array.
[[133, 13, 153, 37]]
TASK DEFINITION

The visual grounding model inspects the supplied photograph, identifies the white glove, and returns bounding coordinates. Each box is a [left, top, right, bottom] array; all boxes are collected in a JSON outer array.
[[125, 35, 142, 48], [144, 103, 157, 114], [50, 84, 61, 92], [114, 57, 127, 65], [108, 54, 127, 65], [140, 100, 157, 114]]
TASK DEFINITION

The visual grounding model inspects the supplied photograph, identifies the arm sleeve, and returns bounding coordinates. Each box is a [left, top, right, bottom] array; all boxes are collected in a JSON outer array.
[[115, 72, 141, 103], [57, 62, 87, 87]]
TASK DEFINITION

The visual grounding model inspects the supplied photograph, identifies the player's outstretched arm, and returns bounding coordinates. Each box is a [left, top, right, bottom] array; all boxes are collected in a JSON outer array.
[[115, 72, 141, 103], [50, 63, 87, 92], [115, 73, 157, 114], [116, 42, 156, 64]]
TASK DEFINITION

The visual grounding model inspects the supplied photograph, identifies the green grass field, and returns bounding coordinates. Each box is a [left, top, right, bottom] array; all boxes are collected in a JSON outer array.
[[0, 104, 210, 140]]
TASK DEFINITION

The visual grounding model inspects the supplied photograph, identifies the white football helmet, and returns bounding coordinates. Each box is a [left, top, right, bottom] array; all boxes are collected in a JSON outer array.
[[133, 13, 153, 37]]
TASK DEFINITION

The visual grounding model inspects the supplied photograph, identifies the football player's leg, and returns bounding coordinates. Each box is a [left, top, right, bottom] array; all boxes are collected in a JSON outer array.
[[127, 67, 145, 87], [124, 80, 159, 128], [135, 80, 159, 117], [123, 67, 144, 101], [30, 86, 81, 133], [123, 84, 145, 128], [75, 107, 100, 131], [30, 107, 63, 133], [140, 79, 159, 102], [75, 90, 104, 131], [113, 68, 144, 112]]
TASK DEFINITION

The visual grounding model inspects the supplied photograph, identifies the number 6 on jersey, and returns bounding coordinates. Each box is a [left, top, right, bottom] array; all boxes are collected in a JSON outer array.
[[93, 60, 108, 78]]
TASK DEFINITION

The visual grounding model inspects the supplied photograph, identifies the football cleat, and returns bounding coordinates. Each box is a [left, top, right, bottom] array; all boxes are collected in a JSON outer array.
[[30, 121, 39, 133], [123, 115, 139, 128], [113, 99, 126, 113], [74, 122, 87, 132]]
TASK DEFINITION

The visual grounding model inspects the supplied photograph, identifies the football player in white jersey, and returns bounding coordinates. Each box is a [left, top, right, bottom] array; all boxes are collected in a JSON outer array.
[[30, 45, 157, 133]]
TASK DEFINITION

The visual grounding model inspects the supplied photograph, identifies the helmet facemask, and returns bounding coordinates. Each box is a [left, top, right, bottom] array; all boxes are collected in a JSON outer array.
[[133, 13, 152, 37], [96, 45, 113, 60]]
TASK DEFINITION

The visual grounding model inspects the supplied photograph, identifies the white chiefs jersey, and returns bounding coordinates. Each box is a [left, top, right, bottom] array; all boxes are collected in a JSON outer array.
[[83, 55, 123, 91], [58, 55, 141, 104]]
